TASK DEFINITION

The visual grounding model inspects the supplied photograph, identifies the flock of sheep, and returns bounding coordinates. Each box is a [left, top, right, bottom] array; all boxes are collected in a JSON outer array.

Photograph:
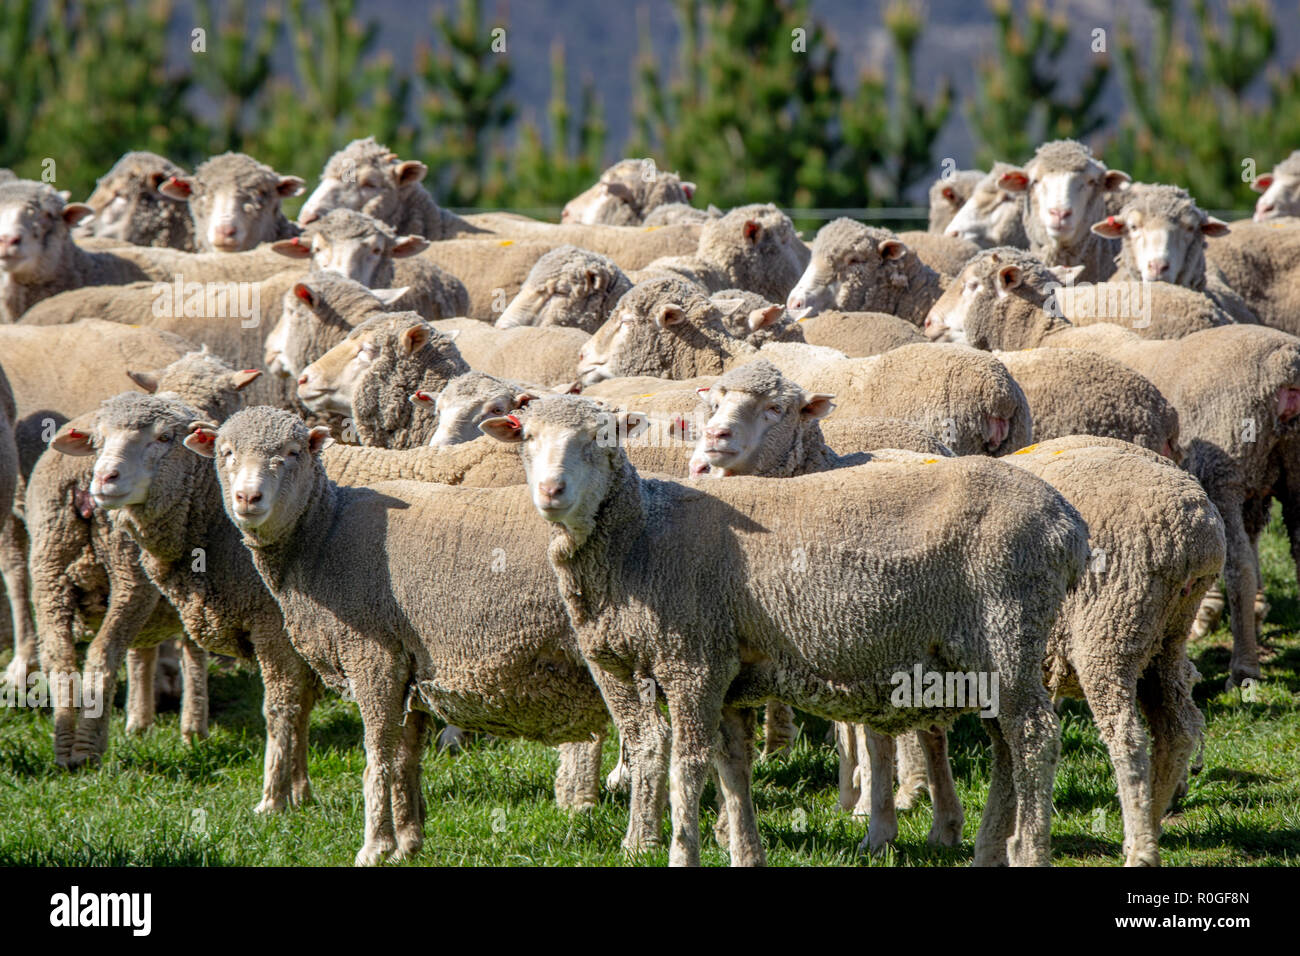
[[0, 134, 1298, 867]]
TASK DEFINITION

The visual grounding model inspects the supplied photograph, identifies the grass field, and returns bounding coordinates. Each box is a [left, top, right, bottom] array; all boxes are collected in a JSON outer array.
[[2, 507, 1298, 867]]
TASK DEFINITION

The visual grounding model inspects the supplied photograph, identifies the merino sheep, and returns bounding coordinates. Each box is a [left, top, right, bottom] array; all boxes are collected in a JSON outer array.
[[945, 163, 1031, 248], [925, 246, 1300, 685], [54, 393, 321, 812], [189, 405, 640, 865], [1089, 183, 1255, 324], [1251, 150, 1300, 221], [432, 317, 589, 387], [635, 204, 811, 302], [495, 245, 632, 332], [896, 231, 980, 278], [413, 371, 546, 446], [0, 320, 190, 687], [927, 169, 985, 234], [561, 158, 697, 225], [33, 350, 260, 766], [707, 288, 926, 356], [79, 151, 197, 251], [995, 139, 1132, 281], [1203, 217, 1300, 336], [483, 394, 1087, 866], [158, 152, 304, 252], [785, 219, 945, 325], [642, 202, 722, 227]]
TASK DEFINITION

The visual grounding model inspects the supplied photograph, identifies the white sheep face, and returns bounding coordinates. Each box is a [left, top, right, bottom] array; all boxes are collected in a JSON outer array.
[[87, 422, 178, 508], [0, 197, 89, 278], [430, 389, 518, 447], [1028, 169, 1100, 245], [1254, 170, 1300, 221], [298, 334, 377, 416], [785, 256, 838, 316], [947, 176, 1023, 247]]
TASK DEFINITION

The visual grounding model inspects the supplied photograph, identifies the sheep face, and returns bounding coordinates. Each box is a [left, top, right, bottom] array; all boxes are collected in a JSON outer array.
[[424, 373, 535, 446], [298, 145, 427, 228], [578, 276, 717, 385], [786, 221, 910, 317], [924, 254, 1033, 348], [1252, 154, 1300, 221], [0, 183, 90, 279], [160, 153, 304, 252], [298, 312, 445, 417], [946, 166, 1027, 247], [266, 279, 403, 380], [497, 247, 625, 331], [83, 153, 183, 244], [562, 177, 640, 226], [691, 375, 833, 477], [271, 211, 426, 285], [1091, 192, 1229, 285], [190, 408, 329, 536], [1002, 143, 1129, 250], [928, 170, 982, 234]]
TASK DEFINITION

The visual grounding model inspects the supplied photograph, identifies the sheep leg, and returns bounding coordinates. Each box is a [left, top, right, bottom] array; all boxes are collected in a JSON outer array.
[[834, 721, 860, 811], [290, 671, 317, 807], [1078, 666, 1158, 867], [0, 514, 36, 688], [125, 645, 159, 734], [588, 665, 669, 854], [858, 727, 898, 853], [713, 705, 765, 866], [973, 718, 1015, 866], [348, 656, 409, 866], [999, 692, 1060, 867], [391, 709, 430, 860], [895, 730, 931, 811], [31, 577, 80, 768], [71, 583, 162, 767], [1139, 648, 1204, 838], [178, 636, 210, 745], [251, 635, 317, 814], [1189, 584, 1225, 639], [663, 674, 727, 867], [850, 723, 874, 816], [553, 736, 603, 810], [918, 727, 963, 847], [761, 699, 797, 756], [1221, 503, 1260, 685]]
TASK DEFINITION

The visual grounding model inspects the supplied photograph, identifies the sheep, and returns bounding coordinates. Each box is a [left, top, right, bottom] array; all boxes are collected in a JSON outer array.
[[994, 139, 1132, 282], [0, 365, 18, 677], [642, 202, 722, 227], [53, 393, 321, 813], [0, 320, 190, 687], [1251, 150, 1300, 221], [32, 350, 260, 766], [785, 219, 945, 325], [635, 204, 810, 299], [1089, 183, 1256, 324], [1203, 217, 1300, 336], [263, 272, 407, 382], [994, 347, 1180, 458], [78, 151, 197, 251], [495, 245, 632, 332], [925, 246, 1300, 685], [188, 405, 633, 865], [158, 151, 304, 253], [432, 318, 589, 387], [298, 313, 470, 448], [708, 288, 927, 356], [483, 394, 1087, 866], [561, 158, 697, 225], [945, 163, 1031, 248], [577, 275, 844, 387], [0, 181, 157, 321], [896, 231, 980, 278], [411, 371, 547, 446], [927, 169, 985, 234], [707, 290, 808, 346]]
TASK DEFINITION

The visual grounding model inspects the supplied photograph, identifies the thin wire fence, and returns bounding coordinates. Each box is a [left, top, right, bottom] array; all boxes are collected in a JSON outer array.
[[446, 206, 1256, 222]]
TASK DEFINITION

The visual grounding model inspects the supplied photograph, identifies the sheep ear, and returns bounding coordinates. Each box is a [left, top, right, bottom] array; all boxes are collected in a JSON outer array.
[[51, 422, 96, 456], [681, 181, 696, 200], [480, 415, 524, 443], [940, 185, 957, 202], [585, 269, 605, 292], [394, 160, 428, 187], [127, 369, 160, 393], [1049, 264, 1085, 285], [604, 181, 635, 202], [408, 389, 437, 409], [656, 304, 686, 328], [877, 238, 908, 260], [1103, 169, 1132, 191], [292, 282, 319, 309], [555, 380, 582, 395], [712, 296, 744, 315], [391, 235, 429, 258], [997, 168, 1029, 191], [159, 175, 193, 200], [742, 220, 762, 244], [230, 368, 262, 390], [1202, 217, 1231, 238], [182, 422, 219, 458], [276, 176, 307, 198], [372, 286, 410, 306], [1251, 173, 1274, 194], [1091, 215, 1127, 239], [147, 170, 171, 190], [62, 203, 94, 228], [307, 425, 333, 456], [696, 385, 712, 398], [996, 264, 1023, 291], [800, 393, 836, 421], [513, 391, 540, 409], [271, 236, 313, 259], [747, 305, 784, 332], [400, 322, 431, 354]]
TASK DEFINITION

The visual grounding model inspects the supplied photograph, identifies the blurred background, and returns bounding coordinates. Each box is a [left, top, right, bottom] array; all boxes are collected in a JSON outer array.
[[4, 0, 1299, 222]]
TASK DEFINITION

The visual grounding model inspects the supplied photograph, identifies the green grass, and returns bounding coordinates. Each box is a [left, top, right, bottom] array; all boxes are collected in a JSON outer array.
[[2, 507, 1299, 867]]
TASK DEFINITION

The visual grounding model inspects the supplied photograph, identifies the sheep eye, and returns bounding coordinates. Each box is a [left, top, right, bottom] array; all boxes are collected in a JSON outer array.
[[155, 433, 171, 443]]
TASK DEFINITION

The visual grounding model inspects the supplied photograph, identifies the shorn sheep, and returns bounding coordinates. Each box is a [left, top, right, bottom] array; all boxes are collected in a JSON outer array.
[[483, 394, 1088, 866]]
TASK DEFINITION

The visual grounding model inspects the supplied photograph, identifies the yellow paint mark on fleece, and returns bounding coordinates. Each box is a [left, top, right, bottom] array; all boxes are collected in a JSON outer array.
[[1013, 443, 1039, 455], [642, 226, 661, 232], [922, 458, 939, 464], [498, 239, 514, 246]]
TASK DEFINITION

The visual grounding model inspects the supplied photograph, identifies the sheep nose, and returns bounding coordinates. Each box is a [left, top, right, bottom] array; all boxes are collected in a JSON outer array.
[[786, 294, 804, 311], [538, 480, 565, 500], [216, 223, 238, 238], [1048, 207, 1072, 223], [98, 468, 119, 483], [0, 233, 20, 249], [297, 373, 310, 386], [235, 489, 262, 506], [945, 228, 960, 238], [1147, 259, 1170, 277], [705, 426, 730, 441]]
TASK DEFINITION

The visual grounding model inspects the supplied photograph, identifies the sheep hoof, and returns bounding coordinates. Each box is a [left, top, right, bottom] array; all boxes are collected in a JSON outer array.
[[354, 842, 395, 867], [862, 817, 898, 852], [927, 816, 963, 847], [895, 779, 927, 811], [125, 718, 151, 736], [605, 763, 632, 794], [393, 830, 424, 860], [253, 797, 286, 814], [3, 656, 31, 688], [1124, 845, 1160, 867], [181, 727, 210, 746]]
